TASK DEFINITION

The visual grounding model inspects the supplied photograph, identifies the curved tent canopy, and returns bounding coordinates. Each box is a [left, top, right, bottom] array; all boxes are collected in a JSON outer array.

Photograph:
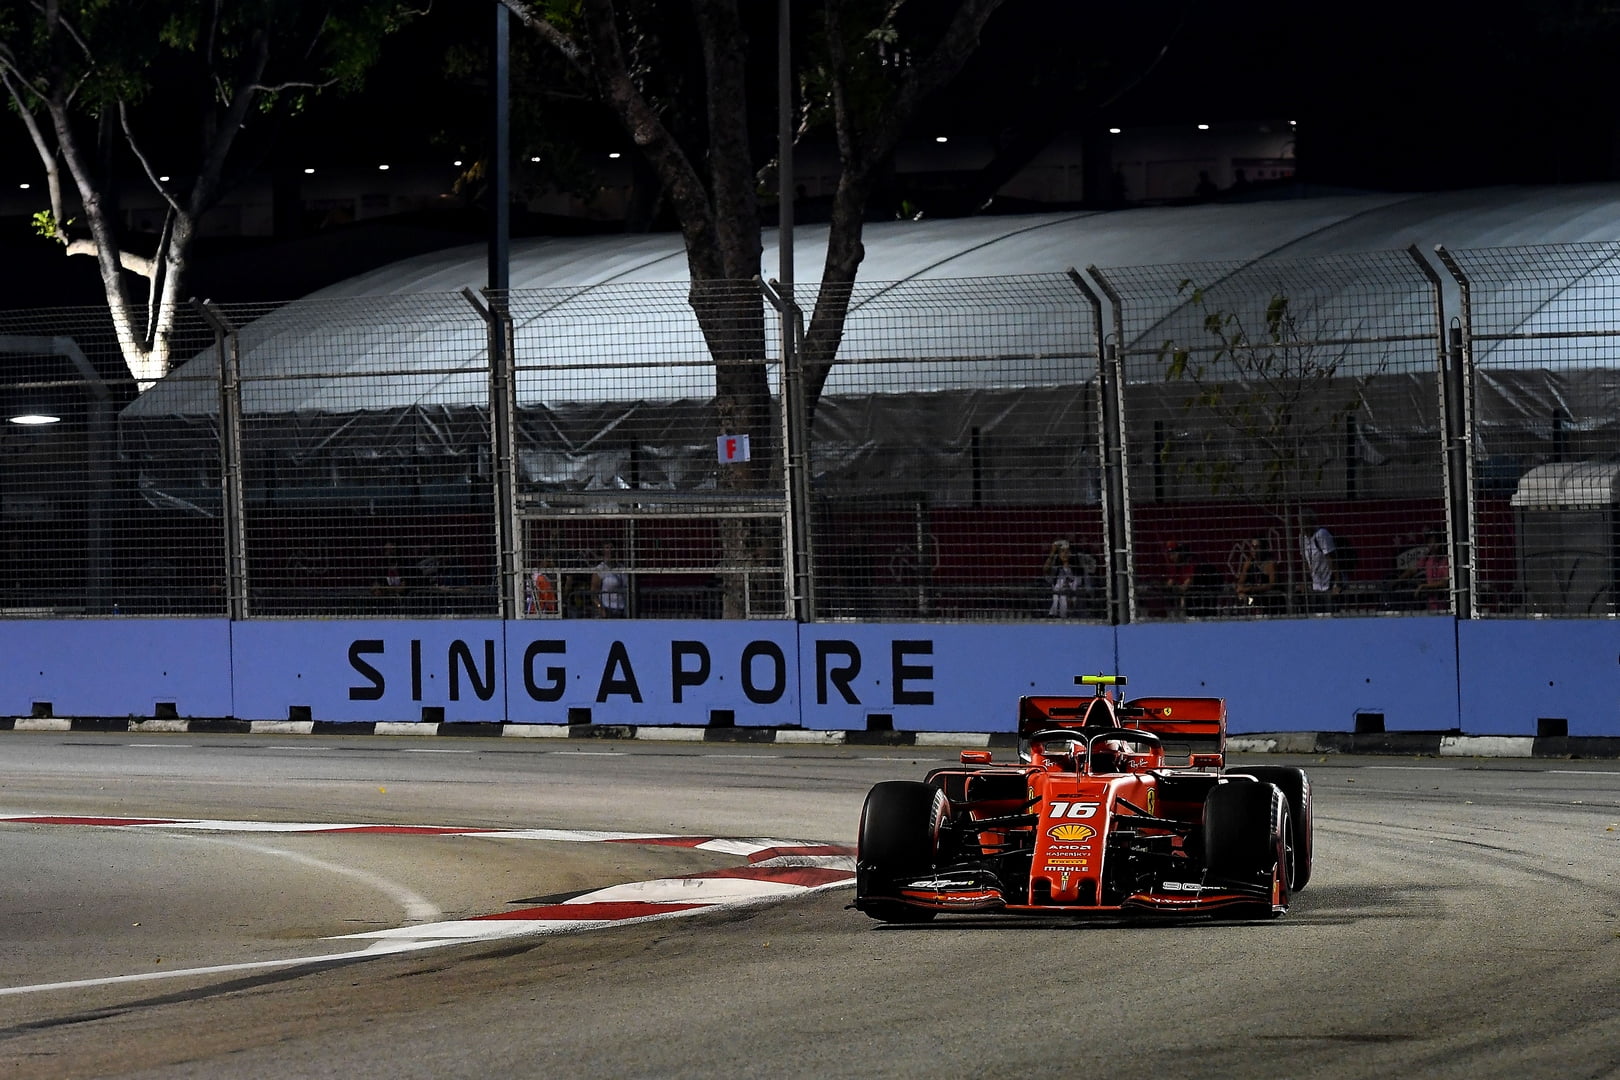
[[122, 184, 1620, 421]]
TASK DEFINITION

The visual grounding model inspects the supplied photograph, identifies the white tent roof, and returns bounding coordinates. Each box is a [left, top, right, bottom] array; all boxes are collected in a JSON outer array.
[[301, 184, 1620, 295], [1510, 460, 1620, 508], [127, 184, 1620, 418]]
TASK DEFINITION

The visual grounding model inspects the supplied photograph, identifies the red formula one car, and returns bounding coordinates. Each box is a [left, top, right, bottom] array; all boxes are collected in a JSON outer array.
[[855, 675, 1313, 922]]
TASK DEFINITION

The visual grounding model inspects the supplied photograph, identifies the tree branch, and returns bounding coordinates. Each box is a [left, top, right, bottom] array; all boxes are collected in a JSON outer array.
[[0, 66, 70, 234], [497, 0, 591, 75], [524, 1, 722, 278], [247, 76, 342, 94], [865, 0, 1007, 167], [61, 236, 157, 278], [117, 101, 184, 217], [187, 29, 270, 219]]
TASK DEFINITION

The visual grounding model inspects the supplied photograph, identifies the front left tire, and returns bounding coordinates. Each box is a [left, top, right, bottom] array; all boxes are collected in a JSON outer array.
[[856, 780, 945, 923], [1239, 766, 1313, 891]]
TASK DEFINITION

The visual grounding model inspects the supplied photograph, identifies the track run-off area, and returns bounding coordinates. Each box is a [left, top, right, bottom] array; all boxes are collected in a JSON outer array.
[[1, 732, 1617, 1080]]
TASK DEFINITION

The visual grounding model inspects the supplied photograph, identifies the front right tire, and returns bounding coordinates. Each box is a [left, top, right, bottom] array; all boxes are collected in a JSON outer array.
[[1203, 780, 1289, 916]]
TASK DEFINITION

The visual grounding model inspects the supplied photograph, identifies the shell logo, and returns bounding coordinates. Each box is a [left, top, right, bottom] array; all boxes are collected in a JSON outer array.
[[1047, 823, 1097, 842]]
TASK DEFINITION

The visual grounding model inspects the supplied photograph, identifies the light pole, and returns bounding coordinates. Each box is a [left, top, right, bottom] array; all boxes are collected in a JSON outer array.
[[778, 0, 793, 291], [772, 0, 817, 620]]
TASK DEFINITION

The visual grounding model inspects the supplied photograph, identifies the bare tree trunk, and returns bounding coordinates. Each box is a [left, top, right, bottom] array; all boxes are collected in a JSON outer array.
[[510, 0, 1009, 616], [690, 280, 772, 616]]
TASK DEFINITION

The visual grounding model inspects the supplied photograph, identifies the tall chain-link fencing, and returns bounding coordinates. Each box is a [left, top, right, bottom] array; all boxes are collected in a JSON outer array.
[[504, 282, 789, 621], [1437, 244, 1620, 617], [787, 274, 1102, 621], [1091, 251, 1448, 621], [1, 248, 1615, 621], [118, 294, 499, 619], [0, 303, 222, 615]]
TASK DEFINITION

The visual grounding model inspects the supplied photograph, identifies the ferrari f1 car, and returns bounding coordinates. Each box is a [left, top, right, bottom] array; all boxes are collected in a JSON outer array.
[[855, 675, 1313, 921]]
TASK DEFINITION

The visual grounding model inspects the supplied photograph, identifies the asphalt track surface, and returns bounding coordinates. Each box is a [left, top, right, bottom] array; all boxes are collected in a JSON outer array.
[[1, 733, 1617, 1080]]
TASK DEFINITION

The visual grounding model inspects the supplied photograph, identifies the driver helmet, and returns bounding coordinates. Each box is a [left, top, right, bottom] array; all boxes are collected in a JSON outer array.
[[1088, 737, 1126, 773], [1030, 735, 1082, 770]]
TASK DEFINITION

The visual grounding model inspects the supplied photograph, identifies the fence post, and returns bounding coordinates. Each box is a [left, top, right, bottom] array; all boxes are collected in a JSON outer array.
[[1078, 267, 1136, 625], [1430, 246, 1477, 620], [759, 277, 815, 621], [1405, 245, 1471, 618], [465, 288, 521, 620], [193, 300, 248, 620]]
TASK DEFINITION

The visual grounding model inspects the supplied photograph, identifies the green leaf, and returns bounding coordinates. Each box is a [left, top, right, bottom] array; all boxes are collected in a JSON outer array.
[[29, 209, 70, 239], [1265, 294, 1289, 339], [1166, 346, 1188, 381]]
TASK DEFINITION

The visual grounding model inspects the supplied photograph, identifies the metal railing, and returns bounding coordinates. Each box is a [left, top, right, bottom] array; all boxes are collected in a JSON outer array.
[[1, 244, 1616, 621]]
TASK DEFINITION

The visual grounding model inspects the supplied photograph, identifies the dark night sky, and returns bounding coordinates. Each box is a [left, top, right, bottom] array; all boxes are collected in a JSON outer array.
[[2, 0, 1614, 308], [271, 0, 1620, 192]]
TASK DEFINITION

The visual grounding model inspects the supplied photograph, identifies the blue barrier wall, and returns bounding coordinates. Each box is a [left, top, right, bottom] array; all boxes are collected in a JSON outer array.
[[1, 617, 1613, 734], [1457, 620, 1620, 736], [233, 620, 510, 723], [795, 623, 1117, 731], [1117, 619, 1461, 733], [502, 621, 803, 726], [0, 619, 234, 718]]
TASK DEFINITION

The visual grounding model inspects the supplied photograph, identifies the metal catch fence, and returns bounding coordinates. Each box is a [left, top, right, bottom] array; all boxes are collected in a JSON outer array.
[[1438, 243, 1620, 617], [504, 282, 788, 621], [1092, 251, 1446, 620], [0, 246, 1615, 622]]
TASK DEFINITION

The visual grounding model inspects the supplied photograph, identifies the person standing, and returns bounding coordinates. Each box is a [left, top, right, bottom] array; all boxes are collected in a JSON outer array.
[[1044, 539, 1080, 617], [1165, 540, 1220, 617], [592, 542, 628, 618], [526, 568, 559, 616], [1300, 510, 1338, 612], [371, 542, 408, 599], [1234, 536, 1280, 613]]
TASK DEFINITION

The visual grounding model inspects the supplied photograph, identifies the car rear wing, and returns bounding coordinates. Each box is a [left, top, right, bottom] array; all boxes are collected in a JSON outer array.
[[1017, 695, 1097, 737], [1017, 693, 1225, 765], [1121, 696, 1226, 757]]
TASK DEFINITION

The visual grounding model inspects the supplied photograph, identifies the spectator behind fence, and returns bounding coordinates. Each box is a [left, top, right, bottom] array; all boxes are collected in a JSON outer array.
[[371, 542, 409, 598], [526, 568, 559, 616], [1044, 539, 1081, 617], [1165, 541, 1220, 617], [1393, 528, 1450, 611], [1386, 532, 1425, 609], [592, 542, 629, 618], [1300, 509, 1338, 612], [1233, 536, 1280, 613], [1416, 530, 1451, 610], [416, 555, 447, 591]]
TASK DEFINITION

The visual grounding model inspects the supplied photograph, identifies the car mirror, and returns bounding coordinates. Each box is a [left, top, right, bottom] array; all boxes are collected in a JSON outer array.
[[960, 749, 993, 765]]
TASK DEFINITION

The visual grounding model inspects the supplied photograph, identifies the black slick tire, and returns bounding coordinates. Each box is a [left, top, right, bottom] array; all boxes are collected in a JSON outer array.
[[856, 780, 944, 923], [1203, 780, 1289, 916], [1238, 766, 1313, 891]]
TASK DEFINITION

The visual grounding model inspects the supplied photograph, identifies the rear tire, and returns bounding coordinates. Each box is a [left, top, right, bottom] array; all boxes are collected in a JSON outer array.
[[856, 781, 944, 923], [1239, 766, 1313, 891], [1204, 781, 1289, 915]]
